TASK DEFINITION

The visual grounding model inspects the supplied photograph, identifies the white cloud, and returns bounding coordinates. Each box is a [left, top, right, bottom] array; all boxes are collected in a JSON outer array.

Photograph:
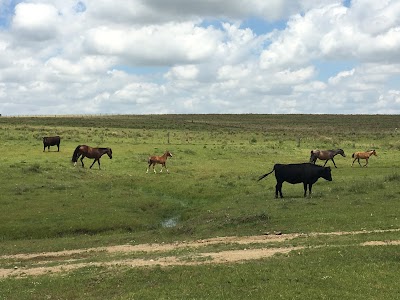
[[166, 65, 199, 80], [84, 22, 222, 65], [12, 3, 60, 41], [0, 0, 400, 115]]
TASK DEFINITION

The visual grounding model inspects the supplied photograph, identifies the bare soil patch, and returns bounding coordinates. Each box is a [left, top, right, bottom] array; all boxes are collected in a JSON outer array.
[[1, 229, 399, 278]]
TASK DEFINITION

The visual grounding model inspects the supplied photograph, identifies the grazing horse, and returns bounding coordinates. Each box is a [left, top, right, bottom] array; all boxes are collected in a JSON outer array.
[[146, 151, 172, 173], [309, 149, 346, 168], [43, 136, 60, 152], [352, 150, 377, 167], [71, 145, 112, 169]]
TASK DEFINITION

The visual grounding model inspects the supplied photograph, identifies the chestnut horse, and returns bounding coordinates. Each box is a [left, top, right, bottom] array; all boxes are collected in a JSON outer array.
[[309, 149, 346, 168], [351, 150, 377, 167], [146, 151, 172, 173], [72, 145, 112, 169]]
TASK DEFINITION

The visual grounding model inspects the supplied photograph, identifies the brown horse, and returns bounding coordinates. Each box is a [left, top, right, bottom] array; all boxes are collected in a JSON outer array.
[[71, 145, 112, 169], [309, 149, 346, 168], [146, 151, 172, 173], [351, 150, 377, 167]]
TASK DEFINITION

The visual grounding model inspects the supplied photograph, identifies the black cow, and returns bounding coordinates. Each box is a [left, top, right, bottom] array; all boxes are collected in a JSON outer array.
[[258, 163, 332, 198], [43, 136, 60, 152]]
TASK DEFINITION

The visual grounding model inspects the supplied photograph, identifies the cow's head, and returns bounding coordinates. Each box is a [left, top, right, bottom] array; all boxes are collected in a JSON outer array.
[[322, 167, 333, 181]]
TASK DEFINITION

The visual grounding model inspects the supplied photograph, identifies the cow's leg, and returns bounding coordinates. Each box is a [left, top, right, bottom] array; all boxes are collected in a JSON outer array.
[[43, 145, 46, 152], [303, 183, 308, 197], [275, 182, 283, 198], [57, 144, 60, 152]]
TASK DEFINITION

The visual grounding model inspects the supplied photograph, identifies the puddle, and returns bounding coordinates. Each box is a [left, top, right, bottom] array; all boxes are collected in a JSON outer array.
[[161, 217, 179, 228]]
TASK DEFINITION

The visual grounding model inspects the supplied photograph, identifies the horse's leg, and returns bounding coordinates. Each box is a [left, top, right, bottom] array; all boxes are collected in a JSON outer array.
[[364, 158, 368, 167], [80, 156, 85, 168], [357, 158, 362, 167], [331, 158, 337, 168], [90, 159, 97, 169], [323, 160, 328, 166], [352, 158, 356, 167], [73, 154, 79, 166], [153, 163, 156, 173]]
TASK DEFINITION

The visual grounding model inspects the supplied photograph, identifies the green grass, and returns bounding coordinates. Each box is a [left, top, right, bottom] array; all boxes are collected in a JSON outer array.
[[0, 114, 399, 299]]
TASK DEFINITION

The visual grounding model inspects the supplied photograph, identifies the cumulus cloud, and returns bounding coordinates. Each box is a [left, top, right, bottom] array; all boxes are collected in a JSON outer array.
[[12, 3, 60, 41], [84, 22, 222, 65], [0, 0, 399, 115]]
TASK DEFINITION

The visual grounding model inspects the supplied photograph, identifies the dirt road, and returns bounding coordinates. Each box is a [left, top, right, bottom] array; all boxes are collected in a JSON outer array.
[[1, 229, 399, 278]]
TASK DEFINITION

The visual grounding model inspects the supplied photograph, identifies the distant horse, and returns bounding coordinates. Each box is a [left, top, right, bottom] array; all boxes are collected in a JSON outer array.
[[310, 149, 346, 168], [146, 151, 172, 173], [351, 150, 377, 167], [43, 136, 60, 152], [71, 145, 112, 169]]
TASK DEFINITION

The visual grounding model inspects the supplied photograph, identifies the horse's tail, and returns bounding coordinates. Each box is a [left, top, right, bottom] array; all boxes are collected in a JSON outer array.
[[72, 145, 81, 162], [309, 150, 314, 163], [258, 168, 275, 181], [352, 153, 355, 158], [309, 150, 318, 163]]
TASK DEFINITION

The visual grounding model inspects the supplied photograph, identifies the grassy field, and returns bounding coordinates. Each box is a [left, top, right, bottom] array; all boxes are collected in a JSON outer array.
[[0, 114, 399, 299]]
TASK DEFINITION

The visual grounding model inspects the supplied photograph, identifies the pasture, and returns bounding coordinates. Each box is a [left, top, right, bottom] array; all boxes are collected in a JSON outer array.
[[0, 114, 399, 299]]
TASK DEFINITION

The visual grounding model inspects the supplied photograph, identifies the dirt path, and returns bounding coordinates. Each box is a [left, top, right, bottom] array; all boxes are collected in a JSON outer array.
[[1, 229, 399, 278]]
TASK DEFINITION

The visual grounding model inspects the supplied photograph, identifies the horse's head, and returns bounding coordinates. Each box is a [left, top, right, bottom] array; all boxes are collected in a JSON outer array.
[[338, 149, 346, 157], [371, 150, 377, 156], [107, 148, 113, 159], [166, 151, 172, 158]]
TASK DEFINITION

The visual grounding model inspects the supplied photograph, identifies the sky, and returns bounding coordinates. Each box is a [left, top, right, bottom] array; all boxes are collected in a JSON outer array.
[[0, 0, 400, 116]]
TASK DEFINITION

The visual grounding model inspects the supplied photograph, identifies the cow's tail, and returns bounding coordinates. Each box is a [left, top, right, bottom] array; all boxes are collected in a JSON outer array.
[[258, 168, 275, 181], [72, 145, 81, 163]]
